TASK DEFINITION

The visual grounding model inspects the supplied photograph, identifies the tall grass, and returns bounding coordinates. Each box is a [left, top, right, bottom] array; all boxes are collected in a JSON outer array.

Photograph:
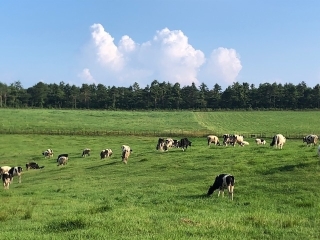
[[0, 133, 319, 239]]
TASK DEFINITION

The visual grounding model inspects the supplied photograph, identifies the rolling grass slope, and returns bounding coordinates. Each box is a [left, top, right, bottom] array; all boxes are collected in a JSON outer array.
[[0, 133, 320, 239]]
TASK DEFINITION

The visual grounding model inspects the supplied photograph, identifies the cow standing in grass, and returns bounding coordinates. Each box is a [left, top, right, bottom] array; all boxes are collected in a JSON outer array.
[[207, 135, 220, 146], [82, 148, 91, 157], [270, 134, 286, 149], [303, 135, 318, 147], [121, 145, 132, 164], [207, 174, 235, 201]]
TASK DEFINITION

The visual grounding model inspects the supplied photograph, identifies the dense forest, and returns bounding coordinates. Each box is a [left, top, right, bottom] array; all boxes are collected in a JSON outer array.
[[0, 80, 320, 110]]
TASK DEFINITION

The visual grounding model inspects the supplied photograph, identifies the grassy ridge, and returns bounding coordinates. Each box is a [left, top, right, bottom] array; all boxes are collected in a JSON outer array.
[[1, 109, 320, 138], [0, 133, 320, 239]]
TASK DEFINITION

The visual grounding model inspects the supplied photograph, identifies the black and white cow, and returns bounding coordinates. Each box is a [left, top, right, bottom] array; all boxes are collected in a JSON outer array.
[[100, 149, 113, 159], [172, 139, 180, 148], [82, 148, 91, 157], [2, 173, 11, 189], [303, 134, 318, 147], [156, 138, 168, 151], [8, 167, 23, 183], [270, 134, 286, 149], [207, 174, 235, 200], [57, 154, 69, 162], [42, 149, 54, 158], [26, 162, 44, 170], [179, 138, 192, 151]]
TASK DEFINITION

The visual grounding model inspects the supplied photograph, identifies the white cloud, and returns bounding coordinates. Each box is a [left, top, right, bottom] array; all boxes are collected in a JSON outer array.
[[205, 47, 242, 85], [85, 24, 242, 88], [91, 23, 124, 71], [78, 68, 96, 84]]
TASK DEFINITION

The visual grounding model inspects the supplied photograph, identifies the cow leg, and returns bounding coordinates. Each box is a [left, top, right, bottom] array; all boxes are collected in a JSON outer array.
[[228, 185, 234, 200]]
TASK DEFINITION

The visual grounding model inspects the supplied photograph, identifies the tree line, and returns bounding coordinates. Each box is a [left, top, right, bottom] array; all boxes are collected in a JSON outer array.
[[0, 80, 320, 110]]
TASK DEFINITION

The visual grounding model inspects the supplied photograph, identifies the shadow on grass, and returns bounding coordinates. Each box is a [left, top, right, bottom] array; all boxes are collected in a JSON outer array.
[[261, 162, 313, 175], [85, 161, 120, 169]]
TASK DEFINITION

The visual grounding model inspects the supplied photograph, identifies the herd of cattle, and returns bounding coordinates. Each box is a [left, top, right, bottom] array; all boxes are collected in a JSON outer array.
[[1, 134, 320, 199]]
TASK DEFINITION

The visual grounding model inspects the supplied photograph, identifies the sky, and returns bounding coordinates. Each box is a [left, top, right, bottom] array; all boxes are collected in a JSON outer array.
[[1, 0, 320, 90]]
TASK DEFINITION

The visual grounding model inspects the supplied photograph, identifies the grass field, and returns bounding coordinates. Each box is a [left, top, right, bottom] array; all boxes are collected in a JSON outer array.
[[0, 109, 319, 138], [0, 109, 320, 239]]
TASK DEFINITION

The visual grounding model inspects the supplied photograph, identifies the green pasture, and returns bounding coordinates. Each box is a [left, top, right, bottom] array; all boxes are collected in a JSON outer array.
[[0, 133, 320, 239], [0, 109, 319, 138]]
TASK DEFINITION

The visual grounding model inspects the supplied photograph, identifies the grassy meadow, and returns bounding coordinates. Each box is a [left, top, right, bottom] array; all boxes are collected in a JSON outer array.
[[0, 109, 320, 239]]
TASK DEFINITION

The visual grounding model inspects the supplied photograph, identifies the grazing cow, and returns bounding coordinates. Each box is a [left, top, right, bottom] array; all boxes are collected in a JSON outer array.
[[100, 149, 113, 159], [255, 138, 266, 145], [303, 134, 318, 147], [57, 156, 68, 166], [8, 167, 23, 183], [42, 149, 54, 158], [173, 139, 180, 148], [207, 174, 235, 200], [121, 145, 132, 164], [82, 148, 91, 157], [232, 135, 244, 147], [207, 135, 220, 146], [26, 162, 44, 170], [179, 138, 192, 151], [223, 134, 233, 146], [0, 166, 12, 176], [156, 138, 168, 151], [57, 154, 68, 162], [270, 134, 286, 149], [2, 173, 11, 189], [165, 138, 174, 148]]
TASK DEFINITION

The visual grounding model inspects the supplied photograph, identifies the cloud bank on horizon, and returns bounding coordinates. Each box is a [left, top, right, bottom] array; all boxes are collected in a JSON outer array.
[[80, 23, 242, 88]]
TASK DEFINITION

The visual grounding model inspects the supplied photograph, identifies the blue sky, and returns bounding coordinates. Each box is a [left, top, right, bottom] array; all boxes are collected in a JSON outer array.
[[1, 0, 319, 90]]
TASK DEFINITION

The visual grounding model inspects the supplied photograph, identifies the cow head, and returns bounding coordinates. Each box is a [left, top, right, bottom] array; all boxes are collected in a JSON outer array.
[[302, 137, 307, 143]]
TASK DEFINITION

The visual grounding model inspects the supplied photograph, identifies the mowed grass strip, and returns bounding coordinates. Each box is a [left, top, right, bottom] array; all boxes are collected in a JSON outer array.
[[0, 134, 319, 239]]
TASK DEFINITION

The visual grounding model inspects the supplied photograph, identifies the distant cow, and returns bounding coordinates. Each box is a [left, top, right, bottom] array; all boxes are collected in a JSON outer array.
[[8, 167, 23, 183], [172, 139, 180, 148], [42, 149, 54, 158], [100, 149, 113, 159], [165, 138, 174, 148], [26, 162, 44, 170], [2, 173, 11, 189], [303, 135, 318, 147], [121, 145, 132, 164], [270, 134, 286, 149], [57, 154, 68, 162], [255, 138, 266, 145], [207, 174, 235, 200], [223, 134, 244, 146], [156, 138, 168, 151], [57, 156, 68, 166], [179, 138, 192, 151], [0, 166, 12, 176], [82, 148, 91, 157], [207, 135, 220, 146]]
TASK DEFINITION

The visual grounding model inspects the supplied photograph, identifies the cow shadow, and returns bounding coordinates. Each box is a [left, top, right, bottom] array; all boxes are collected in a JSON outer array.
[[261, 162, 313, 175], [85, 161, 119, 169]]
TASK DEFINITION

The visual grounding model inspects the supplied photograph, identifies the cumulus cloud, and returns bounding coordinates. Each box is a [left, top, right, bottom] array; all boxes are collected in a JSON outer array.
[[204, 47, 242, 85], [78, 68, 96, 84], [85, 23, 242, 88]]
